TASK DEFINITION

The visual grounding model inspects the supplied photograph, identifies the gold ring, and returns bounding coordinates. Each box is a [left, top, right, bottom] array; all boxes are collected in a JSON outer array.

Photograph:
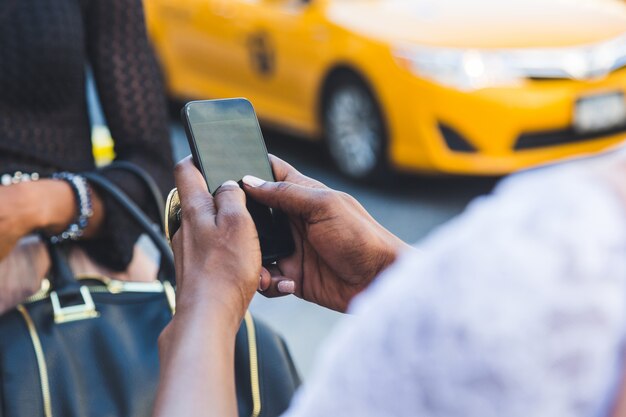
[[164, 187, 181, 245]]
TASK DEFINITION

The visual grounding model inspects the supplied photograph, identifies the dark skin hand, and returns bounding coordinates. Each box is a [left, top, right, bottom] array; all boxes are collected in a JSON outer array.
[[245, 155, 411, 312], [169, 159, 261, 324], [154, 155, 411, 417]]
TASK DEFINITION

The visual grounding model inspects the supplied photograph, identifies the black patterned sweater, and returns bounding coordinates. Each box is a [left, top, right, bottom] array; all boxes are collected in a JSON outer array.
[[0, 0, 174, 271]]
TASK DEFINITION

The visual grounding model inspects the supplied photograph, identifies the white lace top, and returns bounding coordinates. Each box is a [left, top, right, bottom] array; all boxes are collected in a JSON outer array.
[[283, 156, 626, 417]]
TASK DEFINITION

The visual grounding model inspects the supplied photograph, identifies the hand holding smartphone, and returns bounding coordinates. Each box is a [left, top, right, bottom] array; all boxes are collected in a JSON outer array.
[[181, 98, 294, 264]]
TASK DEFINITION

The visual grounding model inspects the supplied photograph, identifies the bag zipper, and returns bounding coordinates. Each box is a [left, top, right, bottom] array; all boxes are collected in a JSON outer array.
[[24, 279, 51, 303], [25, 277, 173, 300], [16, 305, 52, 417], [244, 311, 261, 417]]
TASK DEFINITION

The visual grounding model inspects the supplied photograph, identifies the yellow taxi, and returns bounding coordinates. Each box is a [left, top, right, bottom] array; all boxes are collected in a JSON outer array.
[[144, 0, 626, 179]]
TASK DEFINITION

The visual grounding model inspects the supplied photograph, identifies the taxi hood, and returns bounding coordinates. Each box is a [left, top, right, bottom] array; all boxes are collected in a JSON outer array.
[[325, 0, 626, 48]]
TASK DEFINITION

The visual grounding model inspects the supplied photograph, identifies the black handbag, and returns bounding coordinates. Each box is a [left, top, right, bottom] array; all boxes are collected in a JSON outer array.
[[0, 165, 300, 417]]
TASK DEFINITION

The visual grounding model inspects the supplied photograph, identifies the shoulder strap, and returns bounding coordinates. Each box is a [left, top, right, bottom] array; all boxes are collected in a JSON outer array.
[[98, 161, 166, 231], [82, 171, 175, 285]]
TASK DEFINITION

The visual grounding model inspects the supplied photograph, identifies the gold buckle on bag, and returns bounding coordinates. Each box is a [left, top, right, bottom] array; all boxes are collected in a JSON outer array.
[[50, 286, 100, 324]]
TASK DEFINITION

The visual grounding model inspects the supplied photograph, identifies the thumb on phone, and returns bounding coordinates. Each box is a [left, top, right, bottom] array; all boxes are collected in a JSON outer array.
[[242, 175, 327, 219]]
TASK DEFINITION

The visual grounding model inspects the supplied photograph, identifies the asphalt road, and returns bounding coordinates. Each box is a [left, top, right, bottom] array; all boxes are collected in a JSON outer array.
[[169, 123, 498, 378]]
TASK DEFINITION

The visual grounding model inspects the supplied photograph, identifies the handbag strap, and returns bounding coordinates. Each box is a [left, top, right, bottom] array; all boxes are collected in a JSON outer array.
[[81, 171, 175, 285], [45, 240, 82, 296], [99, 161, 166, 231], [95, 162, 172, 284]]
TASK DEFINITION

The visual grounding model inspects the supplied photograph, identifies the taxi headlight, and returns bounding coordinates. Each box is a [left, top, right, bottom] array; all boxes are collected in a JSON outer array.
[[394, 32, 626, 91], [394, 48, 520, 90]]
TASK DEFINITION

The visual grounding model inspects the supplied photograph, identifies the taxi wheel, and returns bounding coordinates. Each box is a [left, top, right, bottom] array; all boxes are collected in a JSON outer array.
[[322, 75, 387, 181]]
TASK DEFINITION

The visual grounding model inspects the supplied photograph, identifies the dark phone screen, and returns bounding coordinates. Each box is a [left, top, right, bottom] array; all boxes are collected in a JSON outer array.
[[184, 99, 294, 263], [186, 99, 274, 191]]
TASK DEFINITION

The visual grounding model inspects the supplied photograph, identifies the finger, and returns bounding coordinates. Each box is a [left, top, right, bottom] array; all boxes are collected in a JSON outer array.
[[241, 177, 328, 218], [174, 156, 216, 219], [268, 154, 326, 189], [259, 277, 296, 298], [268, 154, 303, 182], [258, 267, 272, 292], [213, 180, 249, 225], [257, 263, 295, 298]]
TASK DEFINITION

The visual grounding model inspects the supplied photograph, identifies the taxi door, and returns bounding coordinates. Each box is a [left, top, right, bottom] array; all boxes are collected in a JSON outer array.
[[150, 0, 258, 99], [234, 0, 328, 135], [191, 0, 261, 98]]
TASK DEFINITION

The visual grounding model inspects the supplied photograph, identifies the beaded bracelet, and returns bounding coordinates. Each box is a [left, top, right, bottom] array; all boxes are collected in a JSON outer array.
[[1, 171, 40, 186], [49, 172, 94, 244]]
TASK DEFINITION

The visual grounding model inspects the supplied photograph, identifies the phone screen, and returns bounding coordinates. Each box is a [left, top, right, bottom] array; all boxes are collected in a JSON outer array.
[[185, 99, 274, 192], [183, 99, 294, 264]]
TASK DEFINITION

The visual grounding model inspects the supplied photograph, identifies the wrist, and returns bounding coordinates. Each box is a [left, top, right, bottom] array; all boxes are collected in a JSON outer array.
[[377, 233, 410, 274], [170, 303, 241, 341], [13, 180, 73, 235], [175, 290, 245, 336], [390, 237, 412, 261], [30, 179, 77, 234]]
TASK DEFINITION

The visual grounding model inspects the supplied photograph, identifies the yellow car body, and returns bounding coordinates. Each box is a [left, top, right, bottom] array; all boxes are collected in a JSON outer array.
[[144, 0, 626, 176]]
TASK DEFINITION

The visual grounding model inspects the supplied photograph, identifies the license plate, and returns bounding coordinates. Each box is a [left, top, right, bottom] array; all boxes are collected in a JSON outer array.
[[574, 92, 626, 134]]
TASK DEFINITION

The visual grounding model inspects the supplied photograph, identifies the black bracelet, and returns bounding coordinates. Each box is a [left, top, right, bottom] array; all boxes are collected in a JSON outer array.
[[49, 172, 94, 244]]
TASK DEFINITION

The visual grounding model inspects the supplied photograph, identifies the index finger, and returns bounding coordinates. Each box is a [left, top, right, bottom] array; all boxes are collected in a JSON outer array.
[[268, 154, 326, 189], [174, 156, 216, 219]]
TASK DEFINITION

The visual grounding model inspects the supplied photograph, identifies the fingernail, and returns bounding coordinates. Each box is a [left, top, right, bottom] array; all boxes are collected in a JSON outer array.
[[277, 280, 295, 294], [258, 275, 265, 292], [242, 175, 265, 188], [222, 180, 239, 187]]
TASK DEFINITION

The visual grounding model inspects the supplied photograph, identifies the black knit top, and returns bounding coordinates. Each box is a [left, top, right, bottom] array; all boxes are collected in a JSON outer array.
[[0, 0, 174, 271]]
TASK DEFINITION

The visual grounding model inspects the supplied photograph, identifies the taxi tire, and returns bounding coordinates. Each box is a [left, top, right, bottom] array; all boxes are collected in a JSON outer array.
[[322, 73, 388, 182]]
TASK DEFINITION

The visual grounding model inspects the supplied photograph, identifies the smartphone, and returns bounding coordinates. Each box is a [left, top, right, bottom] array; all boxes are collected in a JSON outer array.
[[181, 98, 294, 264]]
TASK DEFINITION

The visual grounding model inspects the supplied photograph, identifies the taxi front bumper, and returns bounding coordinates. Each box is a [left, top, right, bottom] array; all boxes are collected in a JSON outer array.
[[387, 67, 626, 175]]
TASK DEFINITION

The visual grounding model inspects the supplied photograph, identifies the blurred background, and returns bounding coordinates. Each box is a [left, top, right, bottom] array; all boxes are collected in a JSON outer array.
[[92, 0, 626, 377]]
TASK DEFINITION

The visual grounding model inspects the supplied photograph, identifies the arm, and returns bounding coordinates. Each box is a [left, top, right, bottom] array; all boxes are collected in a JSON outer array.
[[82, 0, 174, 270], [154, 159, 261, 417], [154, 310, 239, 417]]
